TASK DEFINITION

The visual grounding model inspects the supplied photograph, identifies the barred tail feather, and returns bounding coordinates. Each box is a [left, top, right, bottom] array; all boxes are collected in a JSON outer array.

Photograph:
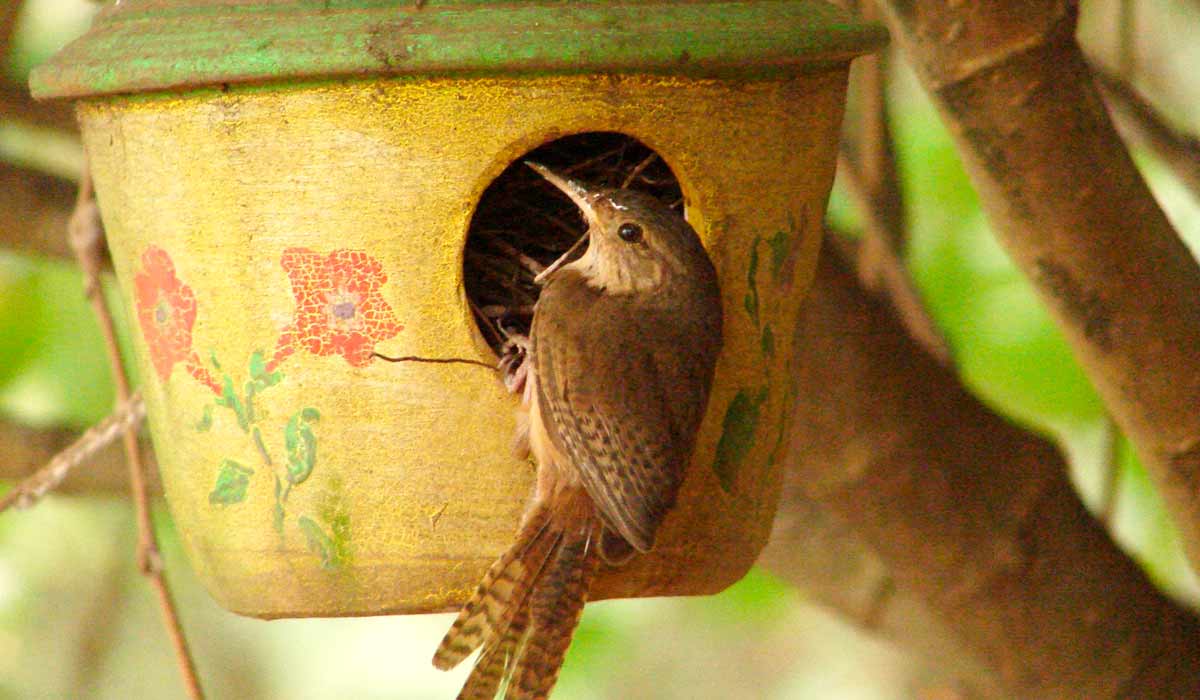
[[507, 520, 600, 700], [433, 502, 556, 670], [456, 604, 531, 700], [435, 489, 603, 700]]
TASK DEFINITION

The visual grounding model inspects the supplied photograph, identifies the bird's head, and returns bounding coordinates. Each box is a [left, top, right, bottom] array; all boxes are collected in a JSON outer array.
[[526, 161, 712, 295]]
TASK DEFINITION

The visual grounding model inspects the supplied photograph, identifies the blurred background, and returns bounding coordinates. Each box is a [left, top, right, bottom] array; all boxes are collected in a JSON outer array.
[[2, 0, 1199, 698]]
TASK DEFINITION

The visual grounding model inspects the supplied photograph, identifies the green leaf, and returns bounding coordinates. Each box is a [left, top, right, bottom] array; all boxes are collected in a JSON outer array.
[[209, 350, 222, 371], [208, 459, 253, 506], [298, 516, 342, 570], [284, 407, 320, 486], [194, 404, 213, 432], [713, 387, 768, 492], [760, 324, 774, 359]]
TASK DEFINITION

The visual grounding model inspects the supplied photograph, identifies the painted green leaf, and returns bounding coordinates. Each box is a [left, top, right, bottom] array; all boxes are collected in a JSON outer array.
[[248, 349, 283, 390], [249, 350, 266, 379], [298, 516, 342, 570], [272, 475, 285, 534], [743, 238, 761, 326], [713, 387, 769, 492], [318, 478, 353, 569], [194, 404, 213, 432], [767, 229, 790, 282], [215, 374, 248, 432], [284, 407, 320, 485], [209, 349, 222, 370], [243, 380, 257, 424], [760, 324, 775, 359], [209, 459, 254, 506]]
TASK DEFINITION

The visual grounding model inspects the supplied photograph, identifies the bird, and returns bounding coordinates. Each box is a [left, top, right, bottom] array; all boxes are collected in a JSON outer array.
[[433, 161, 723, 699]]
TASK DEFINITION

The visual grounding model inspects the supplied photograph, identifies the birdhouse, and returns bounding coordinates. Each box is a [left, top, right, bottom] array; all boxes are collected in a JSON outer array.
[[31, 1, 885, 618]]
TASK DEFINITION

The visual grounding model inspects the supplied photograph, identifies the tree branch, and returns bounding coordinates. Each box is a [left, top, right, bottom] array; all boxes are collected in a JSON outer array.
[[0, 394, 146, 511], [772, 249, 1200, 697], [762, 486, 1004, 699], [875, 0, 1200, 571], [0, 161, 78, 257], [0, 416, 158, 493], [0, 82, 78, 133], [836, 0, 951, 364]]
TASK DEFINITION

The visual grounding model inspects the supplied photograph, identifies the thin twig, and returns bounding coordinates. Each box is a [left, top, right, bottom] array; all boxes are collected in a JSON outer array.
[[621, 153, 659, 189], [0, 393, 146, 512], [68, 164, 205, 700], [487, 237, 546, 276], [534, 232, 588, 285]]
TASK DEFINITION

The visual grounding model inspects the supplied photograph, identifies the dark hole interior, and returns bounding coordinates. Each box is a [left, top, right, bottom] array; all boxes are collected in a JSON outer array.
[[464, 132, 684, 354]]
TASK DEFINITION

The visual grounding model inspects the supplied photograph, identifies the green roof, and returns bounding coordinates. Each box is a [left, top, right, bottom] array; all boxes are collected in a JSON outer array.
[[31, 0, 886, 99]]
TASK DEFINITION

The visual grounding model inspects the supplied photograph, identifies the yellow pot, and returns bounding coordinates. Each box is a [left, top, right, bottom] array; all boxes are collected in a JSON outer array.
[[33, 1, 885, 618]]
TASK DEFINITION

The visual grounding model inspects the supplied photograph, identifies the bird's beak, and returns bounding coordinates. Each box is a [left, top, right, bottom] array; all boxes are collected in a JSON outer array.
[[525, 161, 600, 225]]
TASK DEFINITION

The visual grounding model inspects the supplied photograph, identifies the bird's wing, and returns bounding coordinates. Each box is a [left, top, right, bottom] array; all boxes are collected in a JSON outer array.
[[532, 270, 709, 552]]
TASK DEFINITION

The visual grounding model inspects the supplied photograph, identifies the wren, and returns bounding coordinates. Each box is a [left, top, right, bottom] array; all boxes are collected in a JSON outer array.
[[433, 162, 723, 699]]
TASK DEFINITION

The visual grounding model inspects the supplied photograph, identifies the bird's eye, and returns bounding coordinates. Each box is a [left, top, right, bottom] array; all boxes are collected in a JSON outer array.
[[617, 222, 644, 243]]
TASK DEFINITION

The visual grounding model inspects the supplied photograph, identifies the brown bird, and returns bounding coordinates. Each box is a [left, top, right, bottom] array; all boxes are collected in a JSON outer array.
[[433, 162, 723, 699]]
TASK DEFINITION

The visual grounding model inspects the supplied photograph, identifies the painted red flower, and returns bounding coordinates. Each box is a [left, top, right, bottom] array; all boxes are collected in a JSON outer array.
[[269, 248, 403, 370], [133, 246, 220, 393]]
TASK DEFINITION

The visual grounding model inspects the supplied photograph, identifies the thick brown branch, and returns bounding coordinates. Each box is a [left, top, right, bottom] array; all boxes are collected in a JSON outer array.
[[774, 251, 1200, 698], [876, 0, 1200, 570], [762, 490, 1004, 698]]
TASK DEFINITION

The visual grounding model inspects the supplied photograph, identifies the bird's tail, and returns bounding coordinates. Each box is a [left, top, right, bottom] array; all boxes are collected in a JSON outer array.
[[434, 490, 600, 700]]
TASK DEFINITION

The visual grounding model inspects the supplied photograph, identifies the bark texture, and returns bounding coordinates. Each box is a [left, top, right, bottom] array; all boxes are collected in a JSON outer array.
[[769, 250, 1200, 698], [876, 0, 1200, 568]]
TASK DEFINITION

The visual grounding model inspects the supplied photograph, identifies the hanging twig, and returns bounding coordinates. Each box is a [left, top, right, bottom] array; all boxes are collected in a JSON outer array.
[[0, 393, 145, 512], [67, 164, 205, 700]]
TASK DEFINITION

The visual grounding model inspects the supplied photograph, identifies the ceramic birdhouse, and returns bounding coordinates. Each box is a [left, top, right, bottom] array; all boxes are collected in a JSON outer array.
[[31, 1, 885, 618]]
